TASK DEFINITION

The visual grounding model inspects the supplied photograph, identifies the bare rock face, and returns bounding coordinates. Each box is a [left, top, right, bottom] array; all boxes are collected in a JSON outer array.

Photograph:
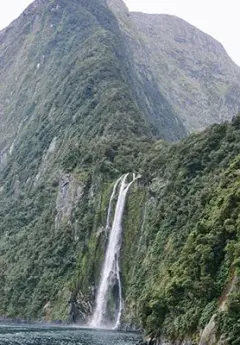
[[199, 315, 217, 345], [55, 173, 84, 230], [69, 289, 93, 324]]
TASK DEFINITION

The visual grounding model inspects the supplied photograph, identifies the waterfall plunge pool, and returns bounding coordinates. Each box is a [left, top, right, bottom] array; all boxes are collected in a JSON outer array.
[[0, 324, 141, 345]]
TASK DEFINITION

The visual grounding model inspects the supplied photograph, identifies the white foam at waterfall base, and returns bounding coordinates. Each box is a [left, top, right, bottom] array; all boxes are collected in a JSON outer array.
[[90, 173, 140, 329]]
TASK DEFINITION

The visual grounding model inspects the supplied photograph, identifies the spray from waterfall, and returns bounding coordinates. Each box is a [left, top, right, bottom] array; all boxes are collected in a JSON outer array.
[[90, 173, 140, 329]]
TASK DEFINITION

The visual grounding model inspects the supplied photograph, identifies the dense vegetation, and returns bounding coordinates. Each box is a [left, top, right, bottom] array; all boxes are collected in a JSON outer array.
[[0, 1, 240, 345], [123, 116, 240, 344]]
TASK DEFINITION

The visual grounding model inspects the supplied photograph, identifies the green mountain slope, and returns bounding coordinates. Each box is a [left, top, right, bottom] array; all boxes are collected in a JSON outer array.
[[0, 1, 240, 345], [0, 0, 156, 320], [108, 0, 240, 133], [0, 0, 186, 161]]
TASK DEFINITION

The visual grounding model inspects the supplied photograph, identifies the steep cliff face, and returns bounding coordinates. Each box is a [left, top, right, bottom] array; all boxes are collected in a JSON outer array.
[[0, 0, 187, 162], [0, 0, 240, 344], [0, 0, 154, 320]]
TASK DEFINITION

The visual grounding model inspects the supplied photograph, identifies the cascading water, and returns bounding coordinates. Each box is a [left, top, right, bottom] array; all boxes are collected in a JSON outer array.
[[105, 176, 123, 231], [90, 173, 140, 329]]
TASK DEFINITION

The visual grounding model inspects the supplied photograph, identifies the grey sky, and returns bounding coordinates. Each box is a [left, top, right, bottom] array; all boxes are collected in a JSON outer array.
[[0, 0, 239, 66]]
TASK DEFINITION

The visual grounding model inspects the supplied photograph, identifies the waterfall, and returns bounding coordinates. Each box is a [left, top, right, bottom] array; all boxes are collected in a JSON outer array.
[[105, 176, 123, 231], [90, 173, 140, 329]]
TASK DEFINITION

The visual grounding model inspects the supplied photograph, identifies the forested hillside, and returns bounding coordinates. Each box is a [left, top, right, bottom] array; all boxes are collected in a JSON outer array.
[[124, 115, 240, 345]]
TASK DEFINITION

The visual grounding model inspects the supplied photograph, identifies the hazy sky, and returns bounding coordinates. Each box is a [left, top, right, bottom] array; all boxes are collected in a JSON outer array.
[[0, 0, 239, 65]]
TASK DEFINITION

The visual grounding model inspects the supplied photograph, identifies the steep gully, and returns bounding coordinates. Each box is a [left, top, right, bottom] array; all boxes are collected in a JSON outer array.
[[90, 173, 140, 329]]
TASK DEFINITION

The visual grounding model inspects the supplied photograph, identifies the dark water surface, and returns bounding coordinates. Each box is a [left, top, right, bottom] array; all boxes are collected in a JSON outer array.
[[0, 324, 141, 345]]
